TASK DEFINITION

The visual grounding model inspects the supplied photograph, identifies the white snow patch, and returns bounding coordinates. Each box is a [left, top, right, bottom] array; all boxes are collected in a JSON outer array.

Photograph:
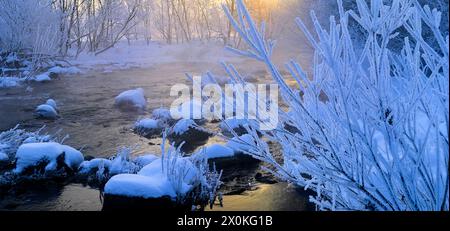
[[172, 119, 196, 135], [34, 73, 51, 82], [48, 66, 81, 75], [135, 118, 160, 130], [14, 142, 84, 173], [104, 174, 177, 199], [0, 151, 8, 162], [226, 134, 259, 154], [35, 104, 58, 119], [115, 88, 147, 110], [134, 154, 159, 167], [78, 158, 112, 174], [194, 144, 235, 159]]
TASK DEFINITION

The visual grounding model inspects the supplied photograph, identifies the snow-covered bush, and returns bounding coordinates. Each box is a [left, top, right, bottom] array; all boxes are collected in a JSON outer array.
[[103, 134, 222, 210], [0, 0, 62, 71], [0, 125, 55, 162], [222, 0, 448, 210]]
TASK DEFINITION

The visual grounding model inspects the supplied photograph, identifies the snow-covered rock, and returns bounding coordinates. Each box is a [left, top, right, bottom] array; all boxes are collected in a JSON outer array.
[[104, 156, 197, 200], [35, 104, 58, 119], [134, 154, 158, 167], [45, 99, 58, 111], [133, 118, 163, 138], [0, 77, 24, 88], [226, 134, 259, 154], [0, 151, 8, 162], [114, 88, 147, 110], [152, 107, 175, 125], [104, 174, 177, 199], [14, 142, 84, 174], [194, 144, 235, 159], [168, 119, 212, 147], [48, 66, 81, 75], [220, 118, 260, 137], [78, 158, 112, 174], [34, 73, 51, 82]]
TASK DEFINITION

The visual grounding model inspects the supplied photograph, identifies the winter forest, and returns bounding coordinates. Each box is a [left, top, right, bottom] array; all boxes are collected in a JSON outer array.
[[0, 0, 448, 211]]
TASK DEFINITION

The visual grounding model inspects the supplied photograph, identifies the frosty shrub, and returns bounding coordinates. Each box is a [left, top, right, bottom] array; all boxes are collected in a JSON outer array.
[[222, 0, 448, 210], [0, 0, 61, 66]]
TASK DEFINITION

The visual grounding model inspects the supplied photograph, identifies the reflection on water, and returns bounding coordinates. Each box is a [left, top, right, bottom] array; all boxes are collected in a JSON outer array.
[[0, 184, 102, 211], [208, 183, 314, 211]]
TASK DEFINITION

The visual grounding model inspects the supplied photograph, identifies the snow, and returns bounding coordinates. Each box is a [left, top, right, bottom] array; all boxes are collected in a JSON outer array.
[[172, 119, 196, 135], [33, 73, 51, 82], [0, 151, 8, 162], [47, 66, 81, 75], [220, 118, 259, 133], [0, 77, 24, 88], [152, 107, 173, 122], [35, 104, 58, 119], [45, 99, 58, 111], [78, 158, 112, 174], [14, 142, 84, 174], [194, 144, 235, 159], [134, 118, 160, 130], [225, 134, 258, 154], [134, 154, 158, 167], [105, 156, 197, 199], [104, 174, 177, 199], [114, 88, 147, 110]]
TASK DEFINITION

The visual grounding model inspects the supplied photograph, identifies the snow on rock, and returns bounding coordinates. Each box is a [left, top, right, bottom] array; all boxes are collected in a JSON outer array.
[[0, 77, 24, 88], [35, 104, 58, 119], [47, 66, 81, 75], [152, 107, 175, 125], [134, 154, 158, 167], [194, 144, 235, 159], [114, 88, 147, 110], [226, 134, 259, 154], [104, 156, 197, 199], [0, 151, 8, 162], [33, 73, 51, 82], [45, 99, 58, 111], [133, 118, 163, 138], [104, 174, 177, 199], [168, 119, 212, 147], [78, 158, 112, 174], [14, 142, 84, 174], [220, 118, 260, 137], [138, 157, 197, 185]]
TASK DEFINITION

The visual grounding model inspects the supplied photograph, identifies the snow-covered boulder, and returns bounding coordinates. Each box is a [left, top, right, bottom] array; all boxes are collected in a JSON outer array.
[[45, 99, 58, 111], [133, 118, 163, 138], [220, 118, 260, 137], [0, 152, 8, 162], [114, 88, 147, 110], [48, 66, 81, 75], [103, 156, 198, 210], [193, 143, 257, 170], [168, 119, 212, 147], [133, 154, 158, 167], [35, 99, 59, 119], [194, 144, 235, 159], [226, 134, 260, 154], [78, 158, 112, 175], [34, 73, 51, 82], [14, 142, 84, 174], [104, 174, 177, 199], [152, 107, 176, 125]]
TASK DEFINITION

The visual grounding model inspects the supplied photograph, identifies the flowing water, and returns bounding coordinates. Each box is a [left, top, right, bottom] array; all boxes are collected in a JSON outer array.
[[0, 0, 332, 211]]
